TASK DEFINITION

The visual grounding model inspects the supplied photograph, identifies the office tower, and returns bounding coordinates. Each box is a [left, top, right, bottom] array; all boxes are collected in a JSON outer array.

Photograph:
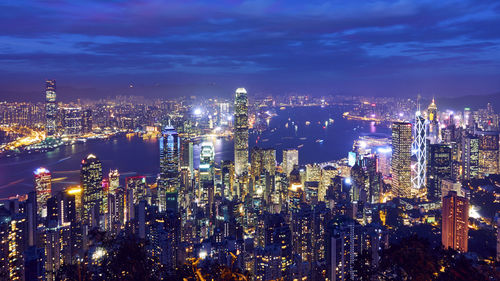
[[251, 147, 277, 179], [427, 98, 438, 143], [283, 149, 299, 176], [199, 141, 215, 208], [126, 176, 147, 204], [321, 166, 338, 202], [442, 191, 469, 252], [80, 154, 103, 223], [180, 139, 194, 177], [426, 143, 452, 201], [45, 79, 57, 137], [326, 216, 358, 281], [462, 135, 479, 180], [477, 131, 499, 176], [234, 87, 249, 177], [62, 107, 82, 136], [108, 169, 119, 195], [8, 215, 26, 281], [221, 160, 235, 199], [65, 186, 82, 221], [158, 124, 180, 212], [391, 122, 412, 198], [34, 167, 51, 218], [82, 109, 92, 134], [411, 111, 427, 190]]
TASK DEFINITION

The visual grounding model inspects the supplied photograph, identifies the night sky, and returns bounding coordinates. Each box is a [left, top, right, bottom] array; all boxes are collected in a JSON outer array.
[[1, 0, 500, 100]]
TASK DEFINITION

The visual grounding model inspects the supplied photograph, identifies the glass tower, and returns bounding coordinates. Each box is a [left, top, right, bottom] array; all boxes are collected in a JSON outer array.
[[45, 80, 57, 137], [391, 122, 412, 198], [234, 88, 249, 177]]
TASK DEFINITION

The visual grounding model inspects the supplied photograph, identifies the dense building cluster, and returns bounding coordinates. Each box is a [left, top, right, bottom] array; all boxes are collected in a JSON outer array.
[[0, 83, 499, 281]]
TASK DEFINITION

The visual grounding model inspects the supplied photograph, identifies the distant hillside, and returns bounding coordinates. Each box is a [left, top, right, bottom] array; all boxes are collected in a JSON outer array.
[[429, 93, 500, 112]]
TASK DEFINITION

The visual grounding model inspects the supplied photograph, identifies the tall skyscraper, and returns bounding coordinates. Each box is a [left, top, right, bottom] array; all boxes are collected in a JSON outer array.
[[81, 154, 103, 223], [442, 191, 469, 252], [411, 111, 427, 190], [234, 87, 249, 177], [426, 143, 452, 200], [462, 135, 479, 180], [158, 124, 180, 212], [477, 131, 499, 176], [62, 107, 82, 136], [282, 148, 299, 176], [108, 169, 120, 195], [34, 167, 51, 218], [427, 98, 439, 143], [82, 109, 93, 134], [251, 147, 277, 179], [391, 122, 412, 198], [45, 80, 57, 137]]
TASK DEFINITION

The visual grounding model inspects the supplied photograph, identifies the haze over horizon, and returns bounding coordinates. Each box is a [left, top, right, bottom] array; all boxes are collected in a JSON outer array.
[[1, 0, 500, 100]]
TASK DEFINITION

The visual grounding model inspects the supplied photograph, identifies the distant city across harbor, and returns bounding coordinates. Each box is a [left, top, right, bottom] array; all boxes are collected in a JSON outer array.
[[0, 105, 390, 199]]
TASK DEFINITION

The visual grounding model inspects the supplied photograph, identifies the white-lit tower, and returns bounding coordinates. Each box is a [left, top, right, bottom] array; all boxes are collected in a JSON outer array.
[[411, 104, 427, 191], [234, 88, 249, 177]]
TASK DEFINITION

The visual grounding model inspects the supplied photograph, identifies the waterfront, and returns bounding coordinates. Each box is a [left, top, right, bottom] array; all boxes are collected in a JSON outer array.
[[0, 106, 390, 199]]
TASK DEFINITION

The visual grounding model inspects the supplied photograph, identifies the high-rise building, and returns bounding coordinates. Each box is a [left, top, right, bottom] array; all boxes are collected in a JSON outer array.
[[462, 135, 479, 180], [108, 169, 120, 195], [199, 141, 215, 208], [411, 111, 427, 190], [34, 167, 51, 218], [251, 147, 276, 179], [391, 122, 412, 198], [62, 107, 82, 136], [45, 80, 57, 137], [81, 154, 103, 224], [426, 143, 452, 201], [82, 109, 92, 134], [427, 98, 438, 143], [442, 191, 469, 252], [283, 149, 299, 176], [477, 131, 499, 176], [158, 124, 180, 212], [234, 88, 249, 177]]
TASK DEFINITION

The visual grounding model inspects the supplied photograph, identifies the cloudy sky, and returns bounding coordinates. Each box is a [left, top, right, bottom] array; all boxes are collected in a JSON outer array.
[[1, 0, 499, 100]]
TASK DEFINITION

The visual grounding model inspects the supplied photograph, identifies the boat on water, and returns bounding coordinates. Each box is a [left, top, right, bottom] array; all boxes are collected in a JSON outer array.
[[299, 137, 307, 140], [305, 121, 310, 125], [297, 144, 304, 148], [316, 139, 324, 143]]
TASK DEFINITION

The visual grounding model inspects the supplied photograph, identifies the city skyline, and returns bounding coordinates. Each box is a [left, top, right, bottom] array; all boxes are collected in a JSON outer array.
[[1, 1, 500, 100], [0, 1, 499, 280]]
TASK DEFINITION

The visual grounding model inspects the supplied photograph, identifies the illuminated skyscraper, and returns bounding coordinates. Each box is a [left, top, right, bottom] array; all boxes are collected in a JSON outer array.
[[234, 88, 249, 177], [462, 135, 479, 180], [442, 191, 469, 252], [34, 167, 51, 218], [62, 107, 82, 136], [477, 131, 499, 176], [199, 141, 215, 208], [158, 124, 180, 212], [251, 147, 276, 179], [81, 154, 103, 223], [426, 143, 452, 200], [411, 111, 427, 190], [108, 169, 120, 195], [82, 109, 93, 134], [427, 98, 438, 143], [391, 122, 412, 198], [45, 80, 57, 137], [282, 149, 299, 176]]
